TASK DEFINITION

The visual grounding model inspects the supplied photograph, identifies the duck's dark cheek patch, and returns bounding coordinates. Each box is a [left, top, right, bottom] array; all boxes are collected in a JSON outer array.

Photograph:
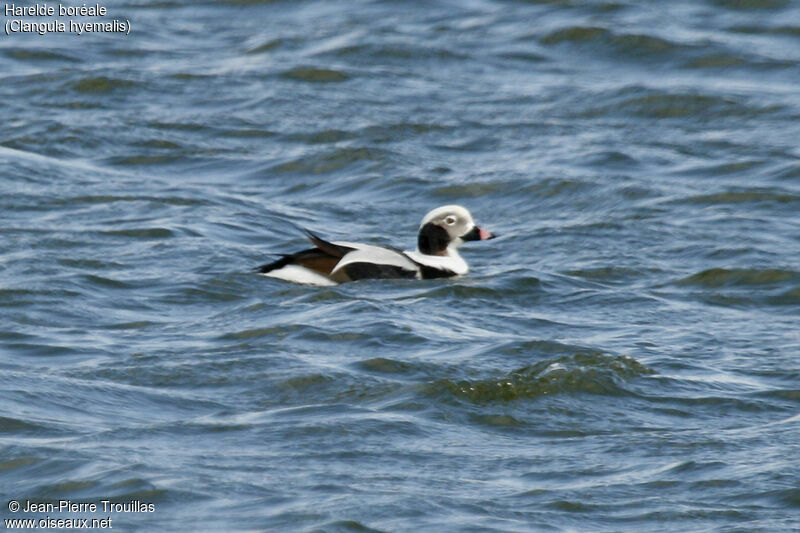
[[418, 223, 450, 255]]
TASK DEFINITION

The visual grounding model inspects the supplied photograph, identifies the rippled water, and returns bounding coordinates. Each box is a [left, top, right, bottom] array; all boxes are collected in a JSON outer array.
[[2, 0, 800, 531]]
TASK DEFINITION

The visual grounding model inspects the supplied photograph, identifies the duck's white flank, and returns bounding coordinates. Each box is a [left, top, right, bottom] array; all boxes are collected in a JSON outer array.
[[330, 242, 419, 278]]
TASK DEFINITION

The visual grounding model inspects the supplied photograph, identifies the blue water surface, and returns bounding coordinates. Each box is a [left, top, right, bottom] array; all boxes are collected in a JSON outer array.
[[2, 0, 800, 531]]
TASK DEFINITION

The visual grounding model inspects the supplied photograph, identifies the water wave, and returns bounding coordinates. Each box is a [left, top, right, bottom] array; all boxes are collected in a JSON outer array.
[[426, 353, 653, 403]]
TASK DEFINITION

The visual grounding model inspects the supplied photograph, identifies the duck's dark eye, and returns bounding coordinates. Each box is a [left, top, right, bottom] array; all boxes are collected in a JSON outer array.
[[444, 216, 457, 225]]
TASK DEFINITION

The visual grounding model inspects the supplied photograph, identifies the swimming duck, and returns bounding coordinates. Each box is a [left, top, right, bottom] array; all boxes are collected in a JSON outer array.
[[256, 205, 495, 285]]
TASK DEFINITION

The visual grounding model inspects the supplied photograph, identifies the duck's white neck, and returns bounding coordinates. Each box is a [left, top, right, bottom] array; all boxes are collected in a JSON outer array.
[[415, 239, 463, 257], [405, 245, 469, 275]]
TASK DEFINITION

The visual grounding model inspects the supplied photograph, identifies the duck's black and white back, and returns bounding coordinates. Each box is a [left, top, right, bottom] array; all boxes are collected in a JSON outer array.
[[256, 205, 494, 286]]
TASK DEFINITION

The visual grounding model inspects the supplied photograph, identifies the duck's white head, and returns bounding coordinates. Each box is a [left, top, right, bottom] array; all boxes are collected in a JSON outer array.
[[417, 205, 495, 256]]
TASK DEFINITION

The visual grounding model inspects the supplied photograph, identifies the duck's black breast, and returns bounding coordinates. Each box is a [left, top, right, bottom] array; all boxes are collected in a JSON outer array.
[[340, 262, 419, 281], [417, 264, 457, 279]]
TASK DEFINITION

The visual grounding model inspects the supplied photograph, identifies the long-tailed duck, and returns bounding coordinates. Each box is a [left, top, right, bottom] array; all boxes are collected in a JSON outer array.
[[256, 205, 495, 285]]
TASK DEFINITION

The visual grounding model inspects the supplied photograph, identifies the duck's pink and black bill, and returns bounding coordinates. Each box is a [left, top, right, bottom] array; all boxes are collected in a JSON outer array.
[[463, 226, 496, 241]]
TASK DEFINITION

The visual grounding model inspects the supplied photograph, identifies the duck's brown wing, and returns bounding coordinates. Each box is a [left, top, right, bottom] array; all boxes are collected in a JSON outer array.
[[256, 231, 356, 278]]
